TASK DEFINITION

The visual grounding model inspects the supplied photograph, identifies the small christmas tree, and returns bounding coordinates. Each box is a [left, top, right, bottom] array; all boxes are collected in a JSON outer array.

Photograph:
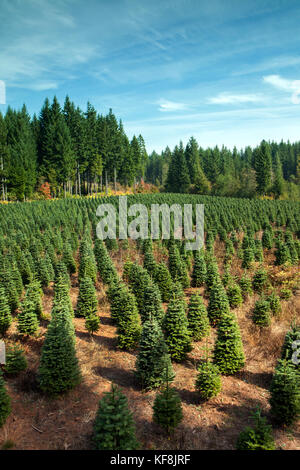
[[227, 283, 243, 308], [152, 372, 183, 434], [38, 305, 81, 395], [116, 290, 141, 351], [236, 407, 275, 450], [135, 318, 174, 390], [205, 258, 221, 292], [269, 359, 300, 426], [275, 242, 291, 266], [191, 251, 207, 287], [25, 280, 43, 318], [93, 384, 140, 450], [252, 268, 268, 294], [239, 272, 253, 298], [85, 309, 100, 335], [78, 241, 97, 284], [266, 291, 281, 316], [76, 277, 98, 318], [242, 247, 255, 269], [163, 297, 192, 362], [252, 299, 271, 327], [153, 263, 173, 302], [62, 243, 76, 274], [0, 371, 11, 428], [207, 281, 230, 326], [187, 293, 210, 341], [195, 361, 221, 400], [3, 344, 27, 375], [143, 250, 157, 277], [213, 312, 245, 375], [0, 288, 12, 336], [140, 281, 164, 324], [18, 298, 39, 336]]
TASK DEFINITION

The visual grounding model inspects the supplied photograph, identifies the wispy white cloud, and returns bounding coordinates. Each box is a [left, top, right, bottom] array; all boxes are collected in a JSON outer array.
[[263, 74, 300, 104], [10, 80, 58, 91], [208, 93, 264, 105], [157, 99, 188, 112], [233, 56, 300, 76]]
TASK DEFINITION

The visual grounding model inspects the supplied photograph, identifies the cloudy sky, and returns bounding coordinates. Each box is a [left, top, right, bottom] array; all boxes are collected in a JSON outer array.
[[1, 0, 300, 152]]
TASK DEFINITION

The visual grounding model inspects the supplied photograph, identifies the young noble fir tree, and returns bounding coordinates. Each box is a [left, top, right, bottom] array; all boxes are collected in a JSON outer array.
[[269, 359, 300, 426], [213, 313, 245, 375], [135, 318, 175, 390], [38, 305, 81, 395], [252, 299, 271, 327], [17, 298, 39, 336], [187, 293, 210, 341], [0, 371, 11, 428], [3, 344, 27, 375], [116, 290, 141, 351], [93, 384, 140, 450], [236, 407, 275, 450], [163, 297, 192, 362], [195, 362, 222, 401], [0, 288, 12, 336], [207, 281, 231, 326], [152, 376, 183, 434]]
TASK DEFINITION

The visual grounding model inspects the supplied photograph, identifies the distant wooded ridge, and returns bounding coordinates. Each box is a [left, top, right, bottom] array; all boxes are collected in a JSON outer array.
[[0, 95, 299, 201]]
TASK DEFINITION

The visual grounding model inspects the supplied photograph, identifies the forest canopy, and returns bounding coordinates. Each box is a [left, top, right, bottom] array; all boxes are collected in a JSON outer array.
[[0, 96, 299, 201]]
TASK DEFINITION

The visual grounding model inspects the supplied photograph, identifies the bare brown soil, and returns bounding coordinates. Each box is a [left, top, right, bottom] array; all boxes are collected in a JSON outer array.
[[0, 242, 299, 450]]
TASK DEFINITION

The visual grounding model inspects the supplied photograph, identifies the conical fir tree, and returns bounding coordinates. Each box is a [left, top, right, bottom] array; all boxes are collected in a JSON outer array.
[[0, 371, 11, 428], [93, 384, 139, 450], [227, 283, 243, 308], [140, 281, 165, 324], [152, 374, 183, 434], [239, 272, 253, 298], [187, 293, 210, 341], [195, 361, 221, 400], [0, 287, 12, 336], [25, 280, 43, 318], [53, 277, 73, 317], [116, 290, 141, 351], [62, 243, 76, 274], [252, 268, 268, 293], [252, 299, 271, 327], [153, 262, 173, 302], [236, 407, 275, 450], [213, 312, 245, 375], [17, 298, 39, 336], [76, 277, 98, 318], [3, 344, 27, 375], [163, 297, 192, 362], [135, 318, 175, 390], [38, 305, 81, 395], [191, 251, 207, 287], [207, 281, 230, 326], [107, 281, 128, 325], [205, 258, 220, 292], [269, 359, 300, 426]]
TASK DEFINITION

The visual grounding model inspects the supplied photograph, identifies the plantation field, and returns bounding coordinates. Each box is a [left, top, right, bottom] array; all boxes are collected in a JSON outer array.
[[0, 194, 299, 450]]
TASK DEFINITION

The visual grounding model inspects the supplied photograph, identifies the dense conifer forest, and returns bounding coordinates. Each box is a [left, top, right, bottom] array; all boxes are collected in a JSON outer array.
[[1, 96, 300, 201]]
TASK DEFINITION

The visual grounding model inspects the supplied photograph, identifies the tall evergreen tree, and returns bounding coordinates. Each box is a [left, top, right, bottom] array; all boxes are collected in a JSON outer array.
[[166, 142, 190, 193]]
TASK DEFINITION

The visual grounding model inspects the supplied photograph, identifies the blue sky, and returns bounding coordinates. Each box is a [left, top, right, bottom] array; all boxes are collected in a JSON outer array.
[[1, 0, 300, 153]]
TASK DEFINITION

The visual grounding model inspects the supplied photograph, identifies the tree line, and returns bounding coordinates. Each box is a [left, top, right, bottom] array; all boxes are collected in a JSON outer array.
[[0, 96, 148, 200], [146, 137, 300, 199], [1, 95, 300, 201]]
